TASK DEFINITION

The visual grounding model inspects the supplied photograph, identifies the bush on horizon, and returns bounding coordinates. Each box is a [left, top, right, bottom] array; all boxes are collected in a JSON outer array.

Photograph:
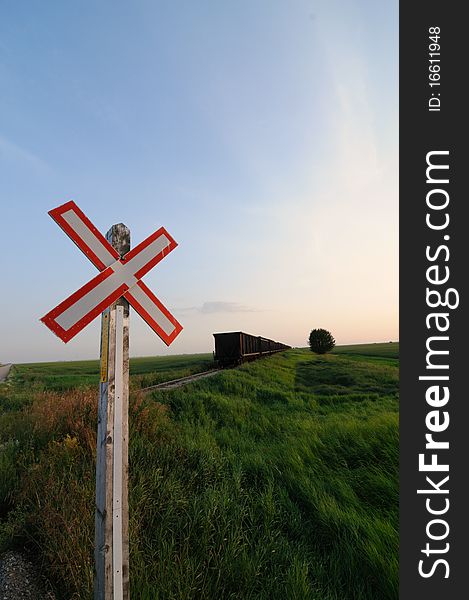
[[308, 328, 336, 354]]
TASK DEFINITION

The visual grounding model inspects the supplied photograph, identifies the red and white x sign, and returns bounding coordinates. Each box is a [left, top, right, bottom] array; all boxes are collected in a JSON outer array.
[[41, 201, 183, 345]]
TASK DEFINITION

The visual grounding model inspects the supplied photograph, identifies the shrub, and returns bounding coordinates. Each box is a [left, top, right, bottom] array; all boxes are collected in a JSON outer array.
[[308, 329, 336, 354]]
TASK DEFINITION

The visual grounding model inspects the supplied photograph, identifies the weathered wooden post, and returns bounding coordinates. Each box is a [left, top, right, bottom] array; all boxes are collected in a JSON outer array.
[[41, 201, 183, 600], [95, 224, 130, 600]]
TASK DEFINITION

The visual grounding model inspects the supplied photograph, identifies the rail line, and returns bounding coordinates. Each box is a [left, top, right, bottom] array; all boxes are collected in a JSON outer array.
[[140, 368, 223, 392]]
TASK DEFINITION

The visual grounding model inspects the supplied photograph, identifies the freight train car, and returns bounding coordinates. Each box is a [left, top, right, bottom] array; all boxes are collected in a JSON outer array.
[[213, 331, 291, 366]]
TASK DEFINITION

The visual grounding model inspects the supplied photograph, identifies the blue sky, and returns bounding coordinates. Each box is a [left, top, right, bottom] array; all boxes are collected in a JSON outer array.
[[0, 0, 398, 363]]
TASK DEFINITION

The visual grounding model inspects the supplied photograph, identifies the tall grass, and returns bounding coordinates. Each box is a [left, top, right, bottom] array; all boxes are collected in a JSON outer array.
[[0, 347, 398, 599]]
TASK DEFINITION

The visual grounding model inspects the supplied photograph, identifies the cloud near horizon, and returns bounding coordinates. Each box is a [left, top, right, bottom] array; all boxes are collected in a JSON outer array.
[[175, 301, 261, 315]]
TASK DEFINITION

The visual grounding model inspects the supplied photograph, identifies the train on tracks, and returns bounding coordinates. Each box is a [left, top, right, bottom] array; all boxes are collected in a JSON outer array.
[[213, 331, 291, 366]]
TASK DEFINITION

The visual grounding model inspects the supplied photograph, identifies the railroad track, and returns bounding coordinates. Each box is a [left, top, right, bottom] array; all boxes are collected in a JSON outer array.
[[140, 368, 223, 392]]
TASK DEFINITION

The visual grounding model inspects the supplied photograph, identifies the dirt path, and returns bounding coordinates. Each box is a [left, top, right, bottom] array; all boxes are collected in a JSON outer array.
[[0, 363, 12, 383], [0, 551, 56, 599]]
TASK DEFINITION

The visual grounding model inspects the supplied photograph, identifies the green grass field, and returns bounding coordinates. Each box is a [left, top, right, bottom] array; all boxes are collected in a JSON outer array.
[[9, 353, 214, 392], [333, 341, 399, 359], [0, 344, 398, 599]]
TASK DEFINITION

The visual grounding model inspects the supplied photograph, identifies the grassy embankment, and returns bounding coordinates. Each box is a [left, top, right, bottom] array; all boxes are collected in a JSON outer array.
[[0, 345, 398, 599]]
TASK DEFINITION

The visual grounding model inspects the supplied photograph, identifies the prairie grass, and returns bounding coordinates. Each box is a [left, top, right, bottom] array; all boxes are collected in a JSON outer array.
[[0, 346, 398, 599], [11, 353, 214, 392]]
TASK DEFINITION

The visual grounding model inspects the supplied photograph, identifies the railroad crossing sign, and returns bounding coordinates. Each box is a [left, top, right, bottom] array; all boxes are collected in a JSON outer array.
[[41, 201, 182, 345], [41, 201, 183, 600]]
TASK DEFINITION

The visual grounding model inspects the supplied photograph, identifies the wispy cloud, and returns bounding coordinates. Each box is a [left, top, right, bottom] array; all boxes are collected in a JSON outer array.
[[0, 133, 52, 176], [199, 301, 259, 314], [175, 301, 261, 315]]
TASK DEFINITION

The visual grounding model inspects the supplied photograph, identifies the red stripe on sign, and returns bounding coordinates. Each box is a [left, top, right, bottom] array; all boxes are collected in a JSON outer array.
[[49, 201, 119, 271], [41, 277, 129, 343], [59, 283, 128, 342], [123, 227, 178, 280], [125, 281, 182, 346], [41, 268, 113, 320], [40, 268, 117, 342]]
